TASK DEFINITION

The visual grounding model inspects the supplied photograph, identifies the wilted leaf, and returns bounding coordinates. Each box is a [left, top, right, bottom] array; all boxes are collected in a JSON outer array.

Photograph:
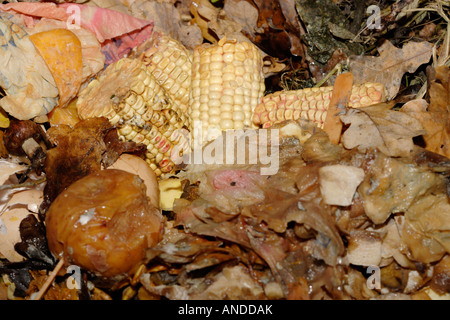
[[358, 151, 446, 225], [270, 0, 306, 57], [328, 22, 357, 40], [402, 193, 450, 263], [41, 117, 145, 214], [14, 214, 54, 266], [0, 131, 7, 158], [189, 0, 260, 47], [224, 0, 264, 39], [349, 40, 433, 100], [0, 261, 33, 298], [340, 102, 426, 157], [400, 66, 450, 158]]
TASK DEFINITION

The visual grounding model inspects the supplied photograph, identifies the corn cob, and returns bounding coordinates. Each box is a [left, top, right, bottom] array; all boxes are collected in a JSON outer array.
[[131, 32, 192, 114], [252, 82, 386, 129], [190, 38, 265, 143], [76, 58, 191, 177]]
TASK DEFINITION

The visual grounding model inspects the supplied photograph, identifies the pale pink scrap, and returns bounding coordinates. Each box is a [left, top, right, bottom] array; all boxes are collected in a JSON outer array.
[[0, 2, 152, 43]]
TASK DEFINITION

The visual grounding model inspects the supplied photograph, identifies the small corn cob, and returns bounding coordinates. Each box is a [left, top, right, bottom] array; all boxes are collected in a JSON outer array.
[[190, 38, 265, 143], [252, 83, 386, 129], [76, 58, 191, 177], [131, 32, 192, 114]]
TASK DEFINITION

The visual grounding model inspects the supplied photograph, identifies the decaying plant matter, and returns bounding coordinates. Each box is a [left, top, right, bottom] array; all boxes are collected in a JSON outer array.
[[0, 0, 449, 301]]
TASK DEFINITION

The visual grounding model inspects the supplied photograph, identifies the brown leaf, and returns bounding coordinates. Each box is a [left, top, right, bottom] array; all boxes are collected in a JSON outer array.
[[130, 0, 203, 50], [189, 0, 259, 48], [402, 193, 450, 263], [349, 40, 433, 100], [253, 0, 286, 30], [102, 128, 146, 168], [251, 0, 306, 58], [40, 117, 145, 215], [427, 66, 450, 158], [340, 102, 426, 157], [0, 131, 8, 158], [41, 118, 110, 213], [277, 0, 307, 57], [401, 66, 450, 158], [223, 0, 264, 39], [358, 150, 445, 225]]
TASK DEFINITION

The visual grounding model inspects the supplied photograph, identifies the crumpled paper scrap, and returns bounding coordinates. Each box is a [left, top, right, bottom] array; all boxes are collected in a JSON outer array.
[[0, 2, 154, 65]]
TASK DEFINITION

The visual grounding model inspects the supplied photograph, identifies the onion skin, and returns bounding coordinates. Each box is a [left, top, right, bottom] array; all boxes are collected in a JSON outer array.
[[45, 169, 163, 278]]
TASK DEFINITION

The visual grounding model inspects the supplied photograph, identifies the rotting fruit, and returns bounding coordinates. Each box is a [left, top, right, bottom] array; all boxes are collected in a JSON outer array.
[[45, 169, 163, 280]]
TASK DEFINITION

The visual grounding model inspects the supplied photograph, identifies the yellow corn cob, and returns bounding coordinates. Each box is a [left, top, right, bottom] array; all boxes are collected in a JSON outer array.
[[252, 83, 386, 129], [190, 38, 265, 143], [76, 58, 191, 177], [131, 32, 192, 114]]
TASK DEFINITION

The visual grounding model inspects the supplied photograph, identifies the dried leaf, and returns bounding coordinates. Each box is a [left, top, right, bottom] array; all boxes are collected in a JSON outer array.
[[254, 0, 287, 29], [400, 66, 450, 158], [130, 0, 202, 50], [190, 0, 256, 46], [402, 193, 450, 263], [14, 214, 54, 266], [275, 0, 307, 57], [340, 102, 426, 157], [0, 13, 59, 121], [349, 40, 433, 100], [223, 0, 263, 39], [0, 131, 8, 158], [27, 269, 79, 300], [214, 0, 305, 59], [295, 0, 364, 64], [102, 128, 146, 168]]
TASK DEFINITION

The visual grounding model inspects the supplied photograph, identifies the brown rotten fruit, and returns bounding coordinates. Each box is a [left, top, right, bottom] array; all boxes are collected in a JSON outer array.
[[45, 169, 163, 279]]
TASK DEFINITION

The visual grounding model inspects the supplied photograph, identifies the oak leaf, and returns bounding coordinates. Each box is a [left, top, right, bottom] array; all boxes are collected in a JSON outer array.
[[400, 66, 450, 159], [41, 117, 146, 214], [340, 102, 426, 157], [349, 40, 433, 100]]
